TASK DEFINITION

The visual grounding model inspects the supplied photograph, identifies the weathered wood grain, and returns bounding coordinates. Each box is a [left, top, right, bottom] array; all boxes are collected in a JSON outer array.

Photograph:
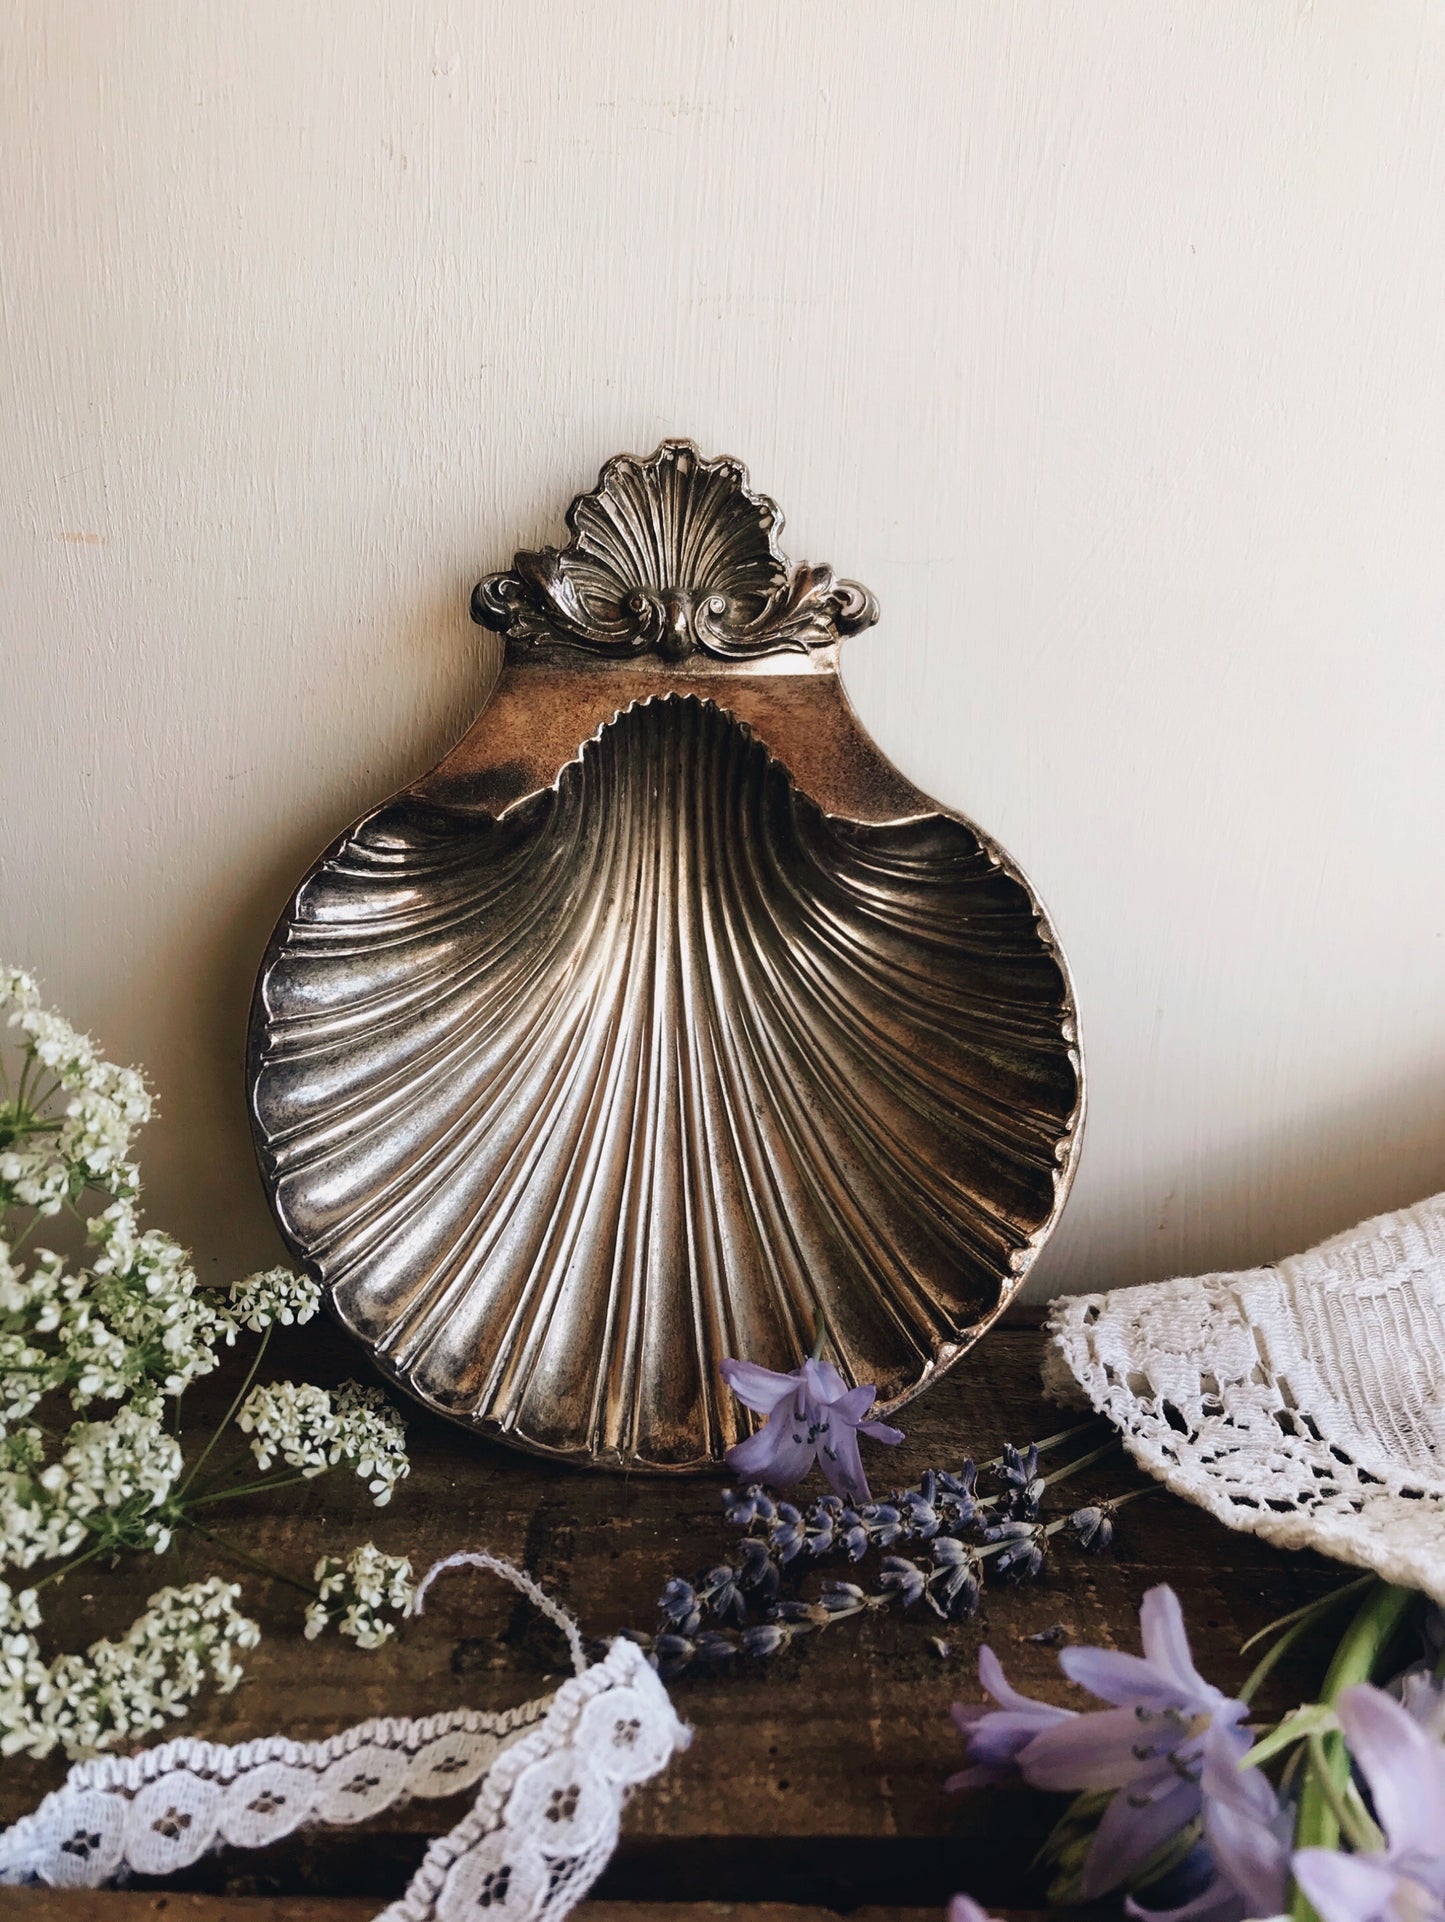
[[0, 1903, 1041, 1922], [0, 1322, 1348, 1913]]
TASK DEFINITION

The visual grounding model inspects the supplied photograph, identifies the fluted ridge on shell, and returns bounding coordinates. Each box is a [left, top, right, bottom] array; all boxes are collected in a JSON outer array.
[[249, 695, 1079, 1469]]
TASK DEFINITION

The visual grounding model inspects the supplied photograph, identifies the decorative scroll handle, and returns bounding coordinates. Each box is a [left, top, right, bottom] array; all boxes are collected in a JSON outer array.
[[472, 439, 879, 662]]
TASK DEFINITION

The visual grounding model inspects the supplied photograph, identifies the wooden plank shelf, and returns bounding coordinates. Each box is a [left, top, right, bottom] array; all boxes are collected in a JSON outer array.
[[0, 1322, 1345, 1916]]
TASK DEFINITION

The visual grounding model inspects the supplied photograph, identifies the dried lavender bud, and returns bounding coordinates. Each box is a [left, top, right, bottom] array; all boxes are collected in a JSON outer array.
[[772, 1502, 806, 1562], [988, 1521, 1045, 1581], [771, 1598, 820, 1623], [653, 1632, 695, 1677], [723, 1484, 775, 1527], [804, 1507, 836, 1556], [839, 1511, 869, 1561], [1068, 1504, 1115, 1552], [737, 1536, 779, 1602], [820, 1579, 868, 1614], [895, 1490, 940, 1538], [861, 1501, 904, 1549], [1029, 1623, 1070, 1646], [658, 1577, 701, 1635], [995, 1442, 1045, 1519], [742, 1621, 791, 1657], [927, 1544, 981, 1620], [694, 1630, 739, 1663], [938, 1461, 978, 1500], [696, 1564, 747, 1625], [878, 1557, 927, 1607]]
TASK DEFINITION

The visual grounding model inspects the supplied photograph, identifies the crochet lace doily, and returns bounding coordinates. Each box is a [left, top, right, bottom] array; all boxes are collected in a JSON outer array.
[[1047, 1192, 1445, 1603], [0, 1552, 691, 1919]]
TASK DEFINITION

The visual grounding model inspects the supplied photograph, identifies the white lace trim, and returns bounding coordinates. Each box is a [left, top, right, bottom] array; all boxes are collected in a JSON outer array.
[[1047, 1192, 1445, 1603], [0, 1555, 691, 1921]]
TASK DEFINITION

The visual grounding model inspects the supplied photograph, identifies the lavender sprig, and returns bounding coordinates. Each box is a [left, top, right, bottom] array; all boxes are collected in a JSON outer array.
[[640, 1424, 1146, 1677]]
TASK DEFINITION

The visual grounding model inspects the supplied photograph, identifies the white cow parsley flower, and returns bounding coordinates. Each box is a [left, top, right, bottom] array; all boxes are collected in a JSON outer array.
[[2, 1576, 258, 1759], [238, 1380, 409, 1505], [330, 1381, 410, 1505], [304, 1545, 414, 1649], [0, 964, 414, 1758], [229, 1265, 321, 1332]]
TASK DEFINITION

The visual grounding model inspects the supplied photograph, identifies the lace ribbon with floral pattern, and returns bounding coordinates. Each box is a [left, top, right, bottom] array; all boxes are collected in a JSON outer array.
[[0, 1552, 691, 1921]]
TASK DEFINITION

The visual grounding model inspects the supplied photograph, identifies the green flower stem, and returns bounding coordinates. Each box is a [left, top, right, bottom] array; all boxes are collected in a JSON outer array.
[[30, 1540, 106, 1593], [180, 1518, 317, 1598], [1305, 1730, 1383, 1854], [179, 1324, 272, 1496], [809, 1310, 828, 1360], [1289, 1580, 1418, 1922], [185, 1470, 318, 1509], [1240, 1573, 1376, 1705], [1040, 1438, 1120, 1486], [1030, 1418, 1112, 1459]]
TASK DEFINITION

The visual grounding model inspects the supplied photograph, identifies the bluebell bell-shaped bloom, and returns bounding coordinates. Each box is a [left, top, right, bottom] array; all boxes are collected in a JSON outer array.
[[719, 1356, 905, 1501], [1129, 1719, 1291, 1922], [1294, 1683, 1445, 1922], [947, 1644, 1076, 1789], [948, 1898, 1002, 1922], [950, 1586, 1251, 1901]]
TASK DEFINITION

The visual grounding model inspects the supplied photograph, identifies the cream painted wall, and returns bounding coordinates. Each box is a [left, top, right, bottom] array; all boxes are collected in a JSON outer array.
[[4, 2, 1445, 1302]]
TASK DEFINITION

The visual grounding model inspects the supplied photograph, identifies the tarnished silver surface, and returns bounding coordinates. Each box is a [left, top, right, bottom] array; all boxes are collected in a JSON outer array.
[[247, 442, 1084, 1472]]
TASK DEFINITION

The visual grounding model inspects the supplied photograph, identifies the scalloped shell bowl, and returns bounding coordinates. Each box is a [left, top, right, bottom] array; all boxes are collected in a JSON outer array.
[[248, 444, 1083, 1471]]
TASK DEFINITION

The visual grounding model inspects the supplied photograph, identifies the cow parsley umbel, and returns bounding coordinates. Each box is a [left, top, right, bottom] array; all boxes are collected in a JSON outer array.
[[0, 966, 414, 1757]]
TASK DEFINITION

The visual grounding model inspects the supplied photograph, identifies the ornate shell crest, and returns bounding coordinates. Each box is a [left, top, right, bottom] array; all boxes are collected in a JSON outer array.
[[472, 440, 878, 661]]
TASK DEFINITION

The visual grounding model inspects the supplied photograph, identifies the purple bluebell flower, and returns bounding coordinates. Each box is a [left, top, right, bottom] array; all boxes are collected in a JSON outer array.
[[1293, 1683, 1445, 1922], [719, 1355, 905, 1501], [950, 1586, 1249, 1901], [1025, 1588, 1250, 1898], [947, 1644, 1077, 1789], [948, 1898, 1002, 1922], [1129, 1719, 1291, 1922], [1398, 1669, 1445, 1742]]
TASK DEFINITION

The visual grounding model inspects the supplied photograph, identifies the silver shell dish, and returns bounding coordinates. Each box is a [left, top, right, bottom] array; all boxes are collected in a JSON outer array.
[[247, 442, 1084, 1472]]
